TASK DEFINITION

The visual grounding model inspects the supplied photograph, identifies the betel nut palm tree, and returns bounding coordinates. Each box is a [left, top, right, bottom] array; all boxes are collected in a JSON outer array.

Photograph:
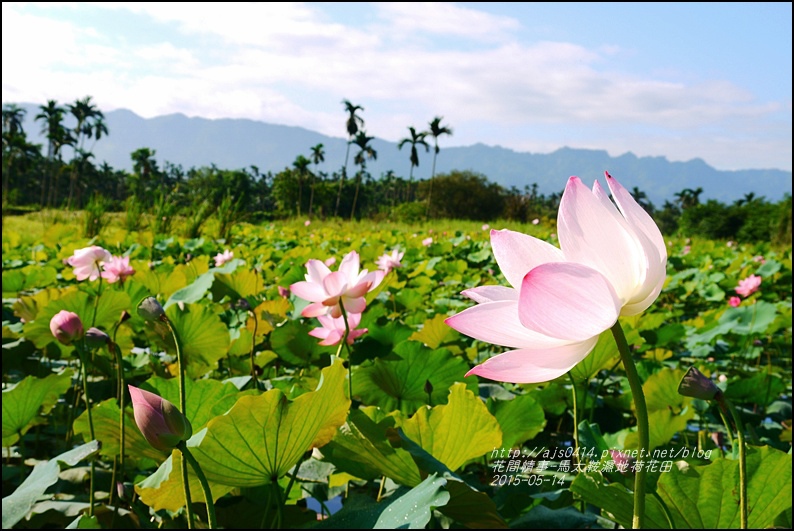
[[425, 116, 452, 217], [397, 126, 430, 202], [336, 100, 364, 217]]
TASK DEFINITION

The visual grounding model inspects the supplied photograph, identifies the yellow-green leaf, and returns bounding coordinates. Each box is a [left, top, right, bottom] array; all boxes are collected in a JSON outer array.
[[400, 383, 501, 471]]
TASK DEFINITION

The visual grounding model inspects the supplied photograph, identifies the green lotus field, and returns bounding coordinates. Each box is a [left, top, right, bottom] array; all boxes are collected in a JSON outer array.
[[2, 211, 791, 529]]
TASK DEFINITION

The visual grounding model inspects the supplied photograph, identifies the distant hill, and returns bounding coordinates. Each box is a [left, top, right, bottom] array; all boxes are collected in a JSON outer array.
[[13, 102, 792, 206]]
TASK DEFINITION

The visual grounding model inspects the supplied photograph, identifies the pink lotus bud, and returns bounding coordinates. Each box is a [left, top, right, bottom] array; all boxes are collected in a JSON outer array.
[[50, 310, 84, 345], [128, 385, 192, 452]]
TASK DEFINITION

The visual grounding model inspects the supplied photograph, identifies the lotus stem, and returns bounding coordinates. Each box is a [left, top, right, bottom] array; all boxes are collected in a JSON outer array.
[[611, 321, 648, 529], [178, 442, 217, 529]]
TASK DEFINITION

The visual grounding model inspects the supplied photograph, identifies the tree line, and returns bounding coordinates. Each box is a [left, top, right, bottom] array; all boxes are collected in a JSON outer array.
[[2, 98, 790, 245]]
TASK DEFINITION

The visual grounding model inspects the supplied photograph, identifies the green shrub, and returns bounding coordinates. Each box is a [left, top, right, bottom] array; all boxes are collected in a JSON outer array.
[[83, 193, 109, 238]]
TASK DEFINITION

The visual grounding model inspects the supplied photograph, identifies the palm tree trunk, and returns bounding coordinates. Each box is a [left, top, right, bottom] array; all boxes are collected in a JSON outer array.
[[308, 173, 316, 217], [426, 152, 439, 218], [350, 172, 361, 221], [335, 142, 352, 217]]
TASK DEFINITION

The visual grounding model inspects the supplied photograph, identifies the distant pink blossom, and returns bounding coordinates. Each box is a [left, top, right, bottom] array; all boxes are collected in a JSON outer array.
[[304, 220, 311, 226], [67, 246, 112, 281], [735, 275, 761, 298], [728, 296, 741, 308], [278, 286, 291, 298], [308, 312, 367, 346], [376, 249, 404, 273], [422, 237, 433, 246], [532, 218, 540, 225], [290, 251, 384, 318], [753, 255, 766, 263], [682, 245, 691, 255], [482, 224, 490, 231], [101, 255, 135, 284], [214, 249, 234, 267], [726, 241, 735, 248]]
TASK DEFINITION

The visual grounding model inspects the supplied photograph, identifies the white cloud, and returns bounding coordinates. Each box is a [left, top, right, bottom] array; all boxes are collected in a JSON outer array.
[[2, 2, 790, 171]]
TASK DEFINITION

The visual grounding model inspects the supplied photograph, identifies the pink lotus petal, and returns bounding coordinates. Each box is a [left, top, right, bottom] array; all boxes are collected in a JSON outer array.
[[518, 262, 621, 342], [305, 260, 332, 284], [461, 285, 519, 304], [322, 271, 349, 298], [445, 300, 567, 350], [490, 229, 564, 289], [338, 251, 360, 277], [289, 281, 328, 303], [301, 302, 328, 318], [558, 177, 648, 306], [466, 338, 598, 383], [341, 296, 367, 315]]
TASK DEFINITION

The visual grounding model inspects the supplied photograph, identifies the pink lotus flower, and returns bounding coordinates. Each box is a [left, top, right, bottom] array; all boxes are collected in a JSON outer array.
[[532, 218, 540, 225], [728, 296, 741, 308], [735, 274, 761, 298], [422, 237, 433, 246], [308, 312, 367, 346], [290, 251, 384, 318], [376, 249, 404, 273], [752, 255, 766, 263], [67, 246, 112, 281], [482, 224, 490, 231], [101, 255, 135, 284], [304, 219, 311, 226], [214, 249, 234, 267], [445, 173, 667, 383], [50, 310, 84, 345], [128, 385, 193, 452]]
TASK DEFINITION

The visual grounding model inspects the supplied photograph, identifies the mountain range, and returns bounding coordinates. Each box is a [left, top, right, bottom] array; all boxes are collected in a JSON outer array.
[[13, 102, 792, 206]]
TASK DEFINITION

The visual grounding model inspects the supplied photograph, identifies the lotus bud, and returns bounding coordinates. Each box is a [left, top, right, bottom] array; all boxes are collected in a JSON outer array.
[[50, 310, 84, 346], [678, 366, 722, 401], [85, 327, 110, 349], [137, 296, 166, 321], [128, 385, 192, 452]]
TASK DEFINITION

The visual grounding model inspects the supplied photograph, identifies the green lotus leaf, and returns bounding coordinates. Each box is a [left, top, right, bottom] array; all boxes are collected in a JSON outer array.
[[2, 369, 74, 446], [135, 435, 236, 512], [189, 358, 350, 487], [320, 408, 422, 486], [401, 383, 501, 471], [2, 441, 100, 529], [488, 393, 546, 450], [157, 303, 231, 377], [409, 313, 460, 349], [24, 289, 131, 349], [657, 445, 792, 529], [569, 472, 671, 529], [354, 341, 474, 415], [72, 398, 162, 464]]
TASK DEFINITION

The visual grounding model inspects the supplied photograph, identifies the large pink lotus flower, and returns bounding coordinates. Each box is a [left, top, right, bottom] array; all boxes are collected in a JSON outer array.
[[214, 249, 234, 267], [445, 173, 667, 383], [376, 249, 404, 274], [101, 255, 135, 284], [67, 246, 112, 281], [309, 312, 367, 346], [290, 251, 384, 318], [128, 385, 192, 452], [735, 274, 761, 298], [50, 310, 84, 345], [728, 296, 742, 308]]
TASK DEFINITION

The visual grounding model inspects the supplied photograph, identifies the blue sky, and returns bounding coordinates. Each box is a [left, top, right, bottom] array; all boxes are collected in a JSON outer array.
[[2, 2, 791, 171]]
